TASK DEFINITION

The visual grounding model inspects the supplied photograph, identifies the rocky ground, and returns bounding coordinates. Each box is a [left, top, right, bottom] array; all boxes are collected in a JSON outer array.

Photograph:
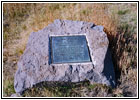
[[3, 3, 137, 97]]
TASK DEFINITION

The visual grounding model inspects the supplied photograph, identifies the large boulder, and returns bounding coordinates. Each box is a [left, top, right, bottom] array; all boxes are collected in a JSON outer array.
[[14, 19, 115, 94]]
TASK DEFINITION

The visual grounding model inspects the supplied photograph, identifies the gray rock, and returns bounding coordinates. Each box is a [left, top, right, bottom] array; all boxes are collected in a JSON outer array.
[[10, 93, 21, 97], [14, 19, 116, 94]]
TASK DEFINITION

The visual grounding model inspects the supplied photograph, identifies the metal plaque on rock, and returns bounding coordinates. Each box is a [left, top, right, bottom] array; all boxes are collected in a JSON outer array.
[[50, 35, 91, 64]]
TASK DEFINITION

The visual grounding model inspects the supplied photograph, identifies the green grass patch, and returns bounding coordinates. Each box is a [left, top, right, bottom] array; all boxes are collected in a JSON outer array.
[[3, 80, 15, 97], [3, 32, 9, 40], [88, 84, 97, 89], [118, 10, 129, 15]]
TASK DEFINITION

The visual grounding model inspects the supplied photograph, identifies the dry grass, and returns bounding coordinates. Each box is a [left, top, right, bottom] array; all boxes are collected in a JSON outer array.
[[3, 3, 137, 97]]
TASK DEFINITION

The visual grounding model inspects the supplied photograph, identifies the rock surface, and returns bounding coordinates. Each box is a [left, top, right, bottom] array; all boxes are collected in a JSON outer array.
[[14, 19, 115, 94], [10, 93, 21, 97]]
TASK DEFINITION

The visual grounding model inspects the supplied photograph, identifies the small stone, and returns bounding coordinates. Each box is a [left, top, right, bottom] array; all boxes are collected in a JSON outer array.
[[10, 93, 21, 97]]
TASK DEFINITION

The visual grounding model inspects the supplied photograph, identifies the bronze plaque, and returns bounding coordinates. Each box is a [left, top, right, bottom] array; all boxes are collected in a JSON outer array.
[[50, 35, 91, 64]]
